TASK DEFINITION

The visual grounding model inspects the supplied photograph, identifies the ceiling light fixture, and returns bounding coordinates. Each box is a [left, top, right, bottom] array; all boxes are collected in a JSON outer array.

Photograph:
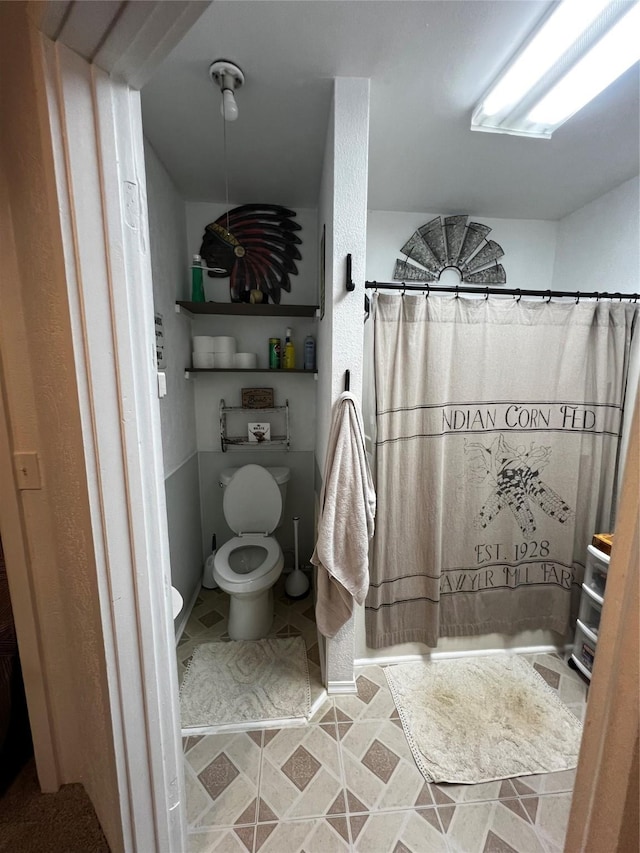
[[471, 0, 640, 138], [209, 59, 244, 122]]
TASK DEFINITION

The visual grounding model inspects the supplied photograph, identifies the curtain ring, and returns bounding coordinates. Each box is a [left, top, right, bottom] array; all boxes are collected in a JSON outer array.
[[575, 291, 580, 304], [546, 290, 552, 303], [455, 284, 459, 299], [425, 283, 430, 299], [485, 286, 489, 300], [516, 289, 522, 302], [373, 281, 378, 293], [402, 282, 406, 295], [596, 292, 600, 301]]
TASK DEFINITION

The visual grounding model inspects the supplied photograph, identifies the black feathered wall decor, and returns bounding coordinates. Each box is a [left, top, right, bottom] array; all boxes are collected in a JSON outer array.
[[199, 204, 302, 304]]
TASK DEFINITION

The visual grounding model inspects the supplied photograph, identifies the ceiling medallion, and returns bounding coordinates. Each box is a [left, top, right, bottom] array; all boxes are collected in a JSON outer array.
[[394, 215, 506, 284]]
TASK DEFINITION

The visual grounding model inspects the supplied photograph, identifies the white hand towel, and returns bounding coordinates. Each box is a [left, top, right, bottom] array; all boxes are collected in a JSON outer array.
[[312, 392, 376, 637]]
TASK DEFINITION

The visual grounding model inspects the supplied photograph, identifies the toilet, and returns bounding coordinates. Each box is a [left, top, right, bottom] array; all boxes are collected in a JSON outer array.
[[213, 464, 290, 640]]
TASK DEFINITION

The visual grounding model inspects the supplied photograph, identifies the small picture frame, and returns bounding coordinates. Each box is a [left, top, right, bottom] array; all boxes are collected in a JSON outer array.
[[248, 422, 271, 443], [242, 387, 274, 409]]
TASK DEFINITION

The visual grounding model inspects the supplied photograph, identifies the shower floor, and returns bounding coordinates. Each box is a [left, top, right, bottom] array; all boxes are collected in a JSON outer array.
[[176, 573, 323, 713]]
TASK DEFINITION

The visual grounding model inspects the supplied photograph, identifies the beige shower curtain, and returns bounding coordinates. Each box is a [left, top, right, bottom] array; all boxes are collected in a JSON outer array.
[[365, 293, 638, 649]]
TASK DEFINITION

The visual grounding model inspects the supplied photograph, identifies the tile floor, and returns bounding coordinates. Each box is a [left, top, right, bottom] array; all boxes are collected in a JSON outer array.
[[177, 587, 589, 853]]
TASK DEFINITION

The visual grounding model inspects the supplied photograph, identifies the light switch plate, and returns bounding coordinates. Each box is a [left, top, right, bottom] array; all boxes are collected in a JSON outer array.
[[14, 452, 42, 490]]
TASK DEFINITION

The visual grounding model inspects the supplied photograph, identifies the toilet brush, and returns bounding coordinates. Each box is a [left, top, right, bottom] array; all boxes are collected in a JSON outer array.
[[285, 515, 310, 599]]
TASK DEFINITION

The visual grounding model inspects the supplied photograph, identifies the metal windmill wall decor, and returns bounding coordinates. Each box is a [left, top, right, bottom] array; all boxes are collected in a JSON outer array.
[[199, 204, 302, 304], [394, 215, 506, 284]]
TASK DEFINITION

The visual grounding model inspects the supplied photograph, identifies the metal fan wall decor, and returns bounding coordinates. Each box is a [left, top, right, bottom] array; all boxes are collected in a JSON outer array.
[[394, 215, 506, 284], [199, 204, 302, 304]]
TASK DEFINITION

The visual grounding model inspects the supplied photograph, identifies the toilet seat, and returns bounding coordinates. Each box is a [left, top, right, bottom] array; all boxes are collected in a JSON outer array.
[[214, 534, 282, 586]]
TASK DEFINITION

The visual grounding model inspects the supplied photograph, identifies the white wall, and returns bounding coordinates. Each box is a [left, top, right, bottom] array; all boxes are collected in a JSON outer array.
[[145, 140, 196, 475], [552, 176, 640, 491], [144, 140, 202, 618], [368, 211, 558, 290], [552, 176, 640, 294], [315, 106, 335, 482]]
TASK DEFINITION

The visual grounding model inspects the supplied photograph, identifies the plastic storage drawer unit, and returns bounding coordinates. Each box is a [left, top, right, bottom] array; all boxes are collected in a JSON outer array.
[[583, 544, 609, 599], [570, 542, 610, 680], [578, 588, 603, 636], [572, 622, 597, 679]]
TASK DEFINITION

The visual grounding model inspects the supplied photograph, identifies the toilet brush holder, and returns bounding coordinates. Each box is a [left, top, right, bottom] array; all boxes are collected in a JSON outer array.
[[285, 515, 310, 599], [202, 534, 218, 589]]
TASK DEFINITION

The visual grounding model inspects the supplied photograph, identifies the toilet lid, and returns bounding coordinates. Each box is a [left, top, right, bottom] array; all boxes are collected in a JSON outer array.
[[224, 464, 282, 534]]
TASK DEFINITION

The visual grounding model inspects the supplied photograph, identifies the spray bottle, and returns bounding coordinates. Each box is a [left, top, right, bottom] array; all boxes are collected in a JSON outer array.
[[283, 327, 296, 369], [191, 254, 205, 303]]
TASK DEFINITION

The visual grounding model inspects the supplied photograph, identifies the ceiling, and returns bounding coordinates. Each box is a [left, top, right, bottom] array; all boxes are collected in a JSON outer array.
[[141, 0, 640, 221]]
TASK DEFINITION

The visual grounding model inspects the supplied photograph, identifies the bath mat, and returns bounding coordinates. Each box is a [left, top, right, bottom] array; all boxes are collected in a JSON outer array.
[[385, 655, 582, 784], [180, 637, 311, 730]]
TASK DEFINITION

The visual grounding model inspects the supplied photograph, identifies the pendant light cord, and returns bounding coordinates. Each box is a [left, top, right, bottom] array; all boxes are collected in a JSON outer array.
[[222, 106, 230, 234]]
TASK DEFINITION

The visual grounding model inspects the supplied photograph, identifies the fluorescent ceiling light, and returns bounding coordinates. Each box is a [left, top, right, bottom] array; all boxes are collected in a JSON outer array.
[[528, 2, 640, 125], [471, 0, 640, 138], [482, 0, 610, 118]]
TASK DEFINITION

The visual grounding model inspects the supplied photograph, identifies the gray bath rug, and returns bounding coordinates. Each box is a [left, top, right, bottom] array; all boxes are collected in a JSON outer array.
[[180, 637, 311, 731], [385, 655, 582, 784]]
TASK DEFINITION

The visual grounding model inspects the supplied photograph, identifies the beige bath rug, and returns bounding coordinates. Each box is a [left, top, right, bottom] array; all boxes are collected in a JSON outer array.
[[180, 637, 310, 731], [385, 655, 582, 784]]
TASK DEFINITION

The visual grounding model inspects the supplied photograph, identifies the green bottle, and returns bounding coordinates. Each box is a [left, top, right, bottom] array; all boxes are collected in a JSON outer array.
[[191, 254, 205, 302]]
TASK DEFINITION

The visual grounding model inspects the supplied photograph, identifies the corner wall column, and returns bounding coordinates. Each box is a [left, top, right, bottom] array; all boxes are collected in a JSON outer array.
[[316, 77, 370, 692]]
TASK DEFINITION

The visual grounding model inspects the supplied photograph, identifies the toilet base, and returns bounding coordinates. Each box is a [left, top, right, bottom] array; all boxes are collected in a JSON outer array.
[[227, 587, 274, 641]]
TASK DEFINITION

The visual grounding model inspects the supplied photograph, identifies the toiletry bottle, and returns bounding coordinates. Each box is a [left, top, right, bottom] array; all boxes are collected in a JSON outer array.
[[283, 327, 295, 369], [304, 335, 316, 370], [191, 254, 205, 302]]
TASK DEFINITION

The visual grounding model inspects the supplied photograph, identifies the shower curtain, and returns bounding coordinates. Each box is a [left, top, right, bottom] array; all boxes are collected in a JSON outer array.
[[365, 293, 638, 648]]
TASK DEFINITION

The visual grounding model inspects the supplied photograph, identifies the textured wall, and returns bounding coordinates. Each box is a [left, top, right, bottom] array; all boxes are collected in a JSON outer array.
[[552, 176, 639, 294], [145, 139, 203, 615], [314, 79, 371, 690], [144, 140, 197, 477]]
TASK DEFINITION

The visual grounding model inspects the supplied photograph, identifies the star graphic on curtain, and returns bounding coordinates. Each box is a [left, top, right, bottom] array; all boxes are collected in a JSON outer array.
[[465, 435, 573, 539]]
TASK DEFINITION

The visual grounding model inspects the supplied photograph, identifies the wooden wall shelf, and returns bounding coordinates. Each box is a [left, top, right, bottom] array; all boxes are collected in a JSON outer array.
[[176, 301, 318, 318]]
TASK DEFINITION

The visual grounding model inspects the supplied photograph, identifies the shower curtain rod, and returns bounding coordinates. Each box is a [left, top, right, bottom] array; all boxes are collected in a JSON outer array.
[[364, 281, 639, 301]]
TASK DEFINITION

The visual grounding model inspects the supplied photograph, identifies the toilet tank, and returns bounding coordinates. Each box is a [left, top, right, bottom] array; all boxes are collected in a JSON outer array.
[[219, 466, 290, 528]]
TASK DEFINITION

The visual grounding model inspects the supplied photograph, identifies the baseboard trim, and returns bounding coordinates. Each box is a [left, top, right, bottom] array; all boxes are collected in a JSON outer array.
[[174, 582, 202, 646], [326, 679, 358, 695], [355, 643, 569, 668]]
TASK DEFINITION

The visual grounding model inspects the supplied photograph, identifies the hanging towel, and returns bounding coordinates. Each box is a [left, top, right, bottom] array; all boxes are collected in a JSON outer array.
[[312, 391, 376, 638]]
